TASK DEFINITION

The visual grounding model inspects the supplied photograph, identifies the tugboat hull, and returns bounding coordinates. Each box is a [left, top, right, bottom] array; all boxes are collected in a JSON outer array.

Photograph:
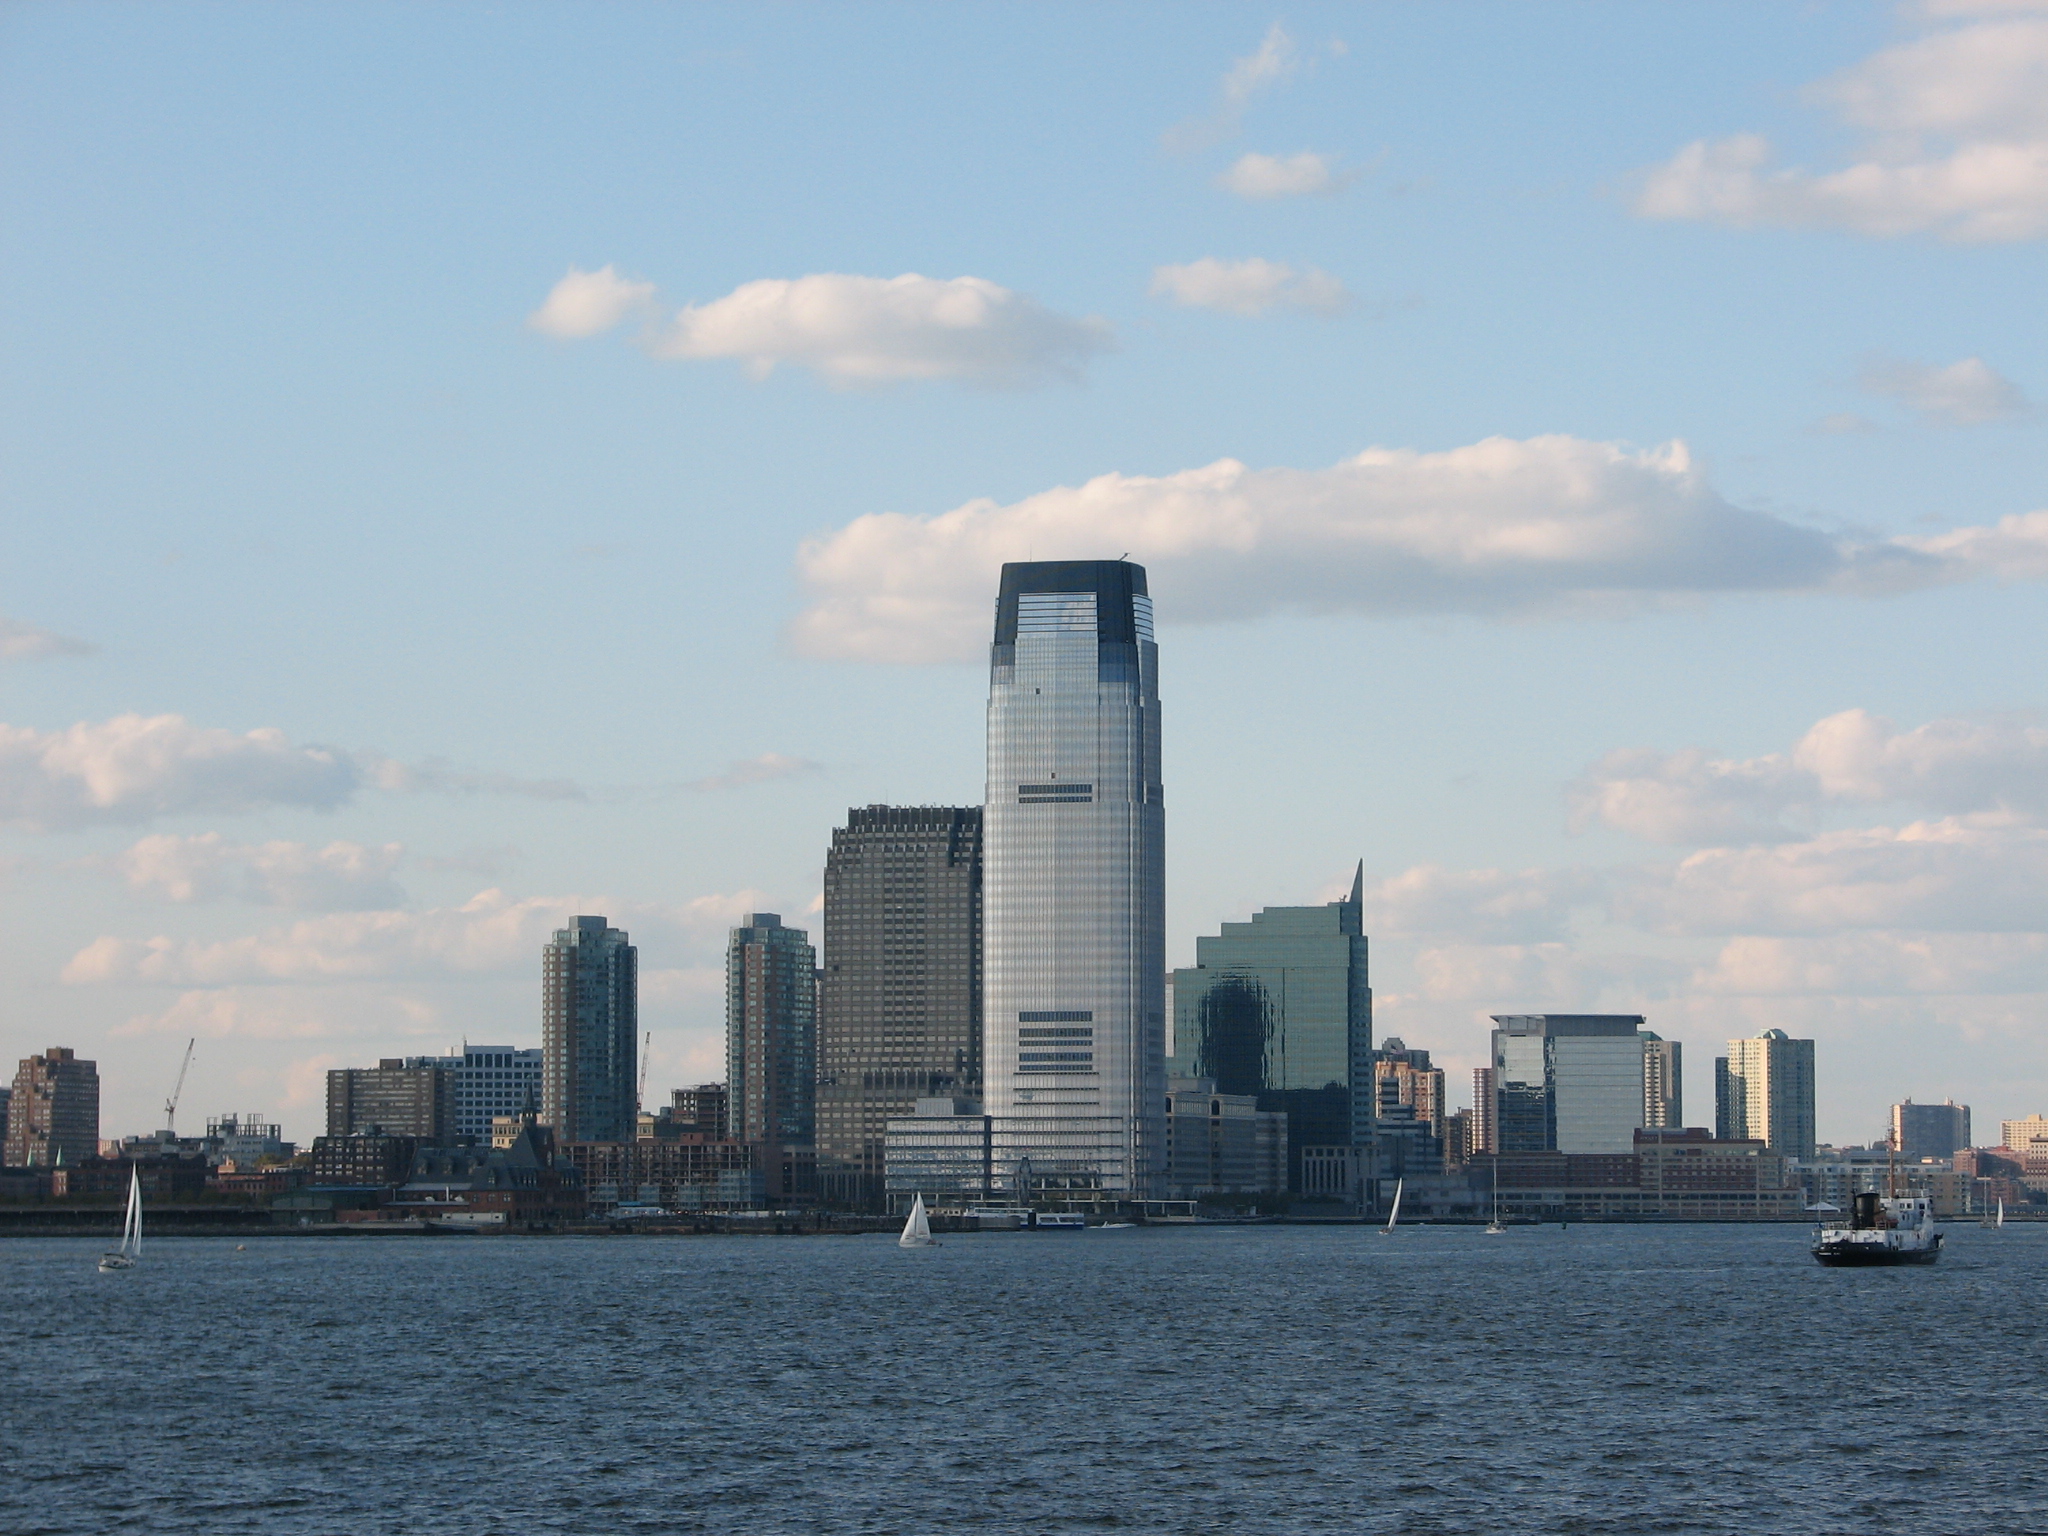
[[1812, 1236, 1942, 1267]]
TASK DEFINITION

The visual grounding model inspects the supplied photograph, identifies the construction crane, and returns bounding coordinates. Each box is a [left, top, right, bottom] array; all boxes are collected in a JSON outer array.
[[637, 1030, 651, 1117], [164, 1037, 196, 1136]]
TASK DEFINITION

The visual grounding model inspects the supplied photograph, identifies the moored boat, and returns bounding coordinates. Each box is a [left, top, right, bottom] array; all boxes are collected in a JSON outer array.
[[1812, 1190, 1942, 1267]]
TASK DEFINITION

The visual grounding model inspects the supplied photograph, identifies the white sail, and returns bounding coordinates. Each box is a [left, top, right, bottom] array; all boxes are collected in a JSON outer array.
[[125, 1166, 142, 1258], [1381, 1178, 1404, 1234], [898, 1192, 938, 1248], [1998, 1199, 2005, 1228]]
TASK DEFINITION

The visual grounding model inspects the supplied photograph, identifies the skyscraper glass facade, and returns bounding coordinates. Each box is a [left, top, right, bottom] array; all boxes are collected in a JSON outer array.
[[818, 805, 982, 1207], [983, 560, 1164, 1200], [1492, 1015, 1645, 1154], [541, 916, 638, 1144], [727, 913, 817, 1147], [406, 1046, 545, 1144], [1170, 871, 1373, 1191]]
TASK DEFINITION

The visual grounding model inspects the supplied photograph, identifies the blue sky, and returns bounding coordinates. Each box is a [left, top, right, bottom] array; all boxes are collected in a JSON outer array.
[[3, 2, 2045, 1144]]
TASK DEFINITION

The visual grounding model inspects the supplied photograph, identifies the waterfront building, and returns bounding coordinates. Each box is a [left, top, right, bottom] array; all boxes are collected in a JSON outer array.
[[817, 805, 983, 1208], [727, 914, 816, 1146], [1470, 1067, 1496, 1154], [1162, 1076, 1288, 1199], [326, 1061, 453, 1141], [1792, 1147, 1974, 1218], [542, 916, 638, 1144], [309, 1132, 419, 1185], [1171, 870, 1373, 1192], [884, 1097, 995, 1211], [1722, 1029, 1817, 1161], [3, 1048, 100, 1168], [1478, 1128, 1802, 1220], [983, 560, 1166, 1202], [1892, 1099, 1970, 1160], [1491, 1016, 1645, 1154], [405, 1047, 544, 1144], [1640, 1032, 1682, 1128]]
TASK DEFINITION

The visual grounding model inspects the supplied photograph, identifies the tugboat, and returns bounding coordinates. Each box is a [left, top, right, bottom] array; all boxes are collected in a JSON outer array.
[[1812, 1189, 1942, 1267]]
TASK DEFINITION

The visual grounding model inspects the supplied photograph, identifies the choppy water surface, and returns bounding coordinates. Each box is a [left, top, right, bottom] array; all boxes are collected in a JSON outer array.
[[3, 1223, 2044, 1535]]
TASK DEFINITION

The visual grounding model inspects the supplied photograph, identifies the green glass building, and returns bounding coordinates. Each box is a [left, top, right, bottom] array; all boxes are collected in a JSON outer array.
[[1170, 866, 1372, 1190]]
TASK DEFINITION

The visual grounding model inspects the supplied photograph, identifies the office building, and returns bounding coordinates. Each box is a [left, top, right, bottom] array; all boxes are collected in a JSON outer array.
[[1999, 1115, 2048, 1153], [405, 1047, 544, 1144], [817, 804, 982, 1207], [1640, 1032, 1682, 1129], [1375, 1039, 1444, 1133], [983, 560, 1165, 1202], [727, 913, 816, 1145], [1172, 870, 1373, 1191], [309, 1132, 419, 1185], [4, 1048, 99, 1168], [1723, 1028, 1817, 1161], [1892, 1099, 1970, 1160], [0, 1086, 10, 1151], [1470, 1067, 1497, 1154], [206, 1112, 291, 1165], [326, 1061, 453, 1142], [542, 916, 638, 1144], [1491, 1016, 1645, 1155], [884, 1097, 995, 1211], [1163, 1076, 1288, 1199]]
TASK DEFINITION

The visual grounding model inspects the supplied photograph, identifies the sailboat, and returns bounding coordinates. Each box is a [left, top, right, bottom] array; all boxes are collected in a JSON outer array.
[[1981, 1198, 2005, 1230], [1485, 1159, 1506, 1234], [1380, 1178, 1404, 1235], [898, 1192, 939, 1249], [98, 1167, 141, 1272]]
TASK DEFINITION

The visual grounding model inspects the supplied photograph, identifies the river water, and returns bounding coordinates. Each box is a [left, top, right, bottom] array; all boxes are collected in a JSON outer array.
[[3, 1222, 2042, 1535]]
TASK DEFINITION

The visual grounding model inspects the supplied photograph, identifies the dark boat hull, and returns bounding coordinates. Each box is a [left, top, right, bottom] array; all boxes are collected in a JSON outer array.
[[1812, 1237, 1942, 1267]]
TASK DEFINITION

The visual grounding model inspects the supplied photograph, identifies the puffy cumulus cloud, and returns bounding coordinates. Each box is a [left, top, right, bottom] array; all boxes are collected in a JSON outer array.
[[1148, 258, 1348, 317], [684, 753, 821, 793], [1574, 708, 2048, 843], [1362, 863, 1602, 945], [1635, 16, 2048, 241], [1859, 355, 2032, 424], [527, 265, 658, 338], [532, 269, 1111, 388], [789, 433, 2048, 663], [1691, 931, 2048, 997], [0, 615, 93, 662], [112, 834, 406, 910], [0, 714, 358, 830], [1215, 151, 1351, 199], [1621, 816, 2048, 936], [66, 886, 782, 988], [1410, 943, 1676, 1005]]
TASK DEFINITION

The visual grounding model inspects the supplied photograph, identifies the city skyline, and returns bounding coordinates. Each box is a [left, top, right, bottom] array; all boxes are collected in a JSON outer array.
[[3, 5, 2045, 1143]]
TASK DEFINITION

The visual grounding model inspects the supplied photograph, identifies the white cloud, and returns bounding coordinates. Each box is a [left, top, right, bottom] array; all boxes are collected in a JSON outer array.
[[1692, 931, 2048, 996], [1635, 16, 2048, 241], [684, 752, 821, 793], [1216, 151, 1351, 199], [534, 268, 1112, 388], [0, 616, 92, 662], [788, 433, 2048, 663], [1411, 943, 1673, 1005], [66, 886, 782, 988], [527, 265, 657, 338], [1574, 707, 2048, 843], [1858, 355, 2032, 424], [1363, 864, 1601, 944], [1164, 23, 1299, 152], [364, 757, 585, 801], [113, 834, 406, 910], [1149, 258, 1349, 316]]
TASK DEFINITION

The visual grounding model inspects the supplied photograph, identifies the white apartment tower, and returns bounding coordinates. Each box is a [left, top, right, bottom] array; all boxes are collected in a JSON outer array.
[[983, 560, 1166, 1202]]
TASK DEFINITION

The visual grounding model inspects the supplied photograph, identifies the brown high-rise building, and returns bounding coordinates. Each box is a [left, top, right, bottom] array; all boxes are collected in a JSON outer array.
[[816, 806, 982, 1208], [326, 1060, 453, 1142], [5, 1047, 100, 1168]]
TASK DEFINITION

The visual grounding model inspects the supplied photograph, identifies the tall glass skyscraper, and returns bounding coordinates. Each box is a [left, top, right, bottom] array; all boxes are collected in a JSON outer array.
[[984, 560, 1165, 1201], [541, 915, 637, 1144], [1722, 1028, 1816, 1160], [726, 913, 817, 1147], [1491, 1014, 1645, 1154], [1170, 870, 1374, 1191]]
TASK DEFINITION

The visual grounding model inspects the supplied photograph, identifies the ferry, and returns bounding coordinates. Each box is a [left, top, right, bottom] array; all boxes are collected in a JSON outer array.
[[1812, 1190, 1942, 1267]]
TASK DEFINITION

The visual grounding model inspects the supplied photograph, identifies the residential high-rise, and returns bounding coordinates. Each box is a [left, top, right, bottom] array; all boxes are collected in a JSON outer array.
[[1892, 1099, 1970, 1160], [1491, 1015, 1645, 1154], [541, 915, 638, 1144], [405, 1046, 544, 1144], [1714, 1056, 1734, 1140], [1373, 1037, 1443, 1177], [5, 1048, 99, 1168], [1471, 1067, 1497, 1154], [727, 913, 816, 1146], [1172, 871, 1374, 1191], [1722, 1028, 1816, 1161], [327, 1060, 453, 1141], [2001, 1114, 2048, 1152], [818, 805, 983, 1207], [1640, 1031, 1683, 1129], [983, 560, 1165, 1203]]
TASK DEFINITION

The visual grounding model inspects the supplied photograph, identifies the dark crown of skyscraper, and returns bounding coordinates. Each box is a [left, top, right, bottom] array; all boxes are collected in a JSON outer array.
[[993, 560, 1149, 646]]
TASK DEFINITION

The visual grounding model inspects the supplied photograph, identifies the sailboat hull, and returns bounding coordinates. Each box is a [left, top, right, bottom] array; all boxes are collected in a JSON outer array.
[[96, 1254, 134, 1272]]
